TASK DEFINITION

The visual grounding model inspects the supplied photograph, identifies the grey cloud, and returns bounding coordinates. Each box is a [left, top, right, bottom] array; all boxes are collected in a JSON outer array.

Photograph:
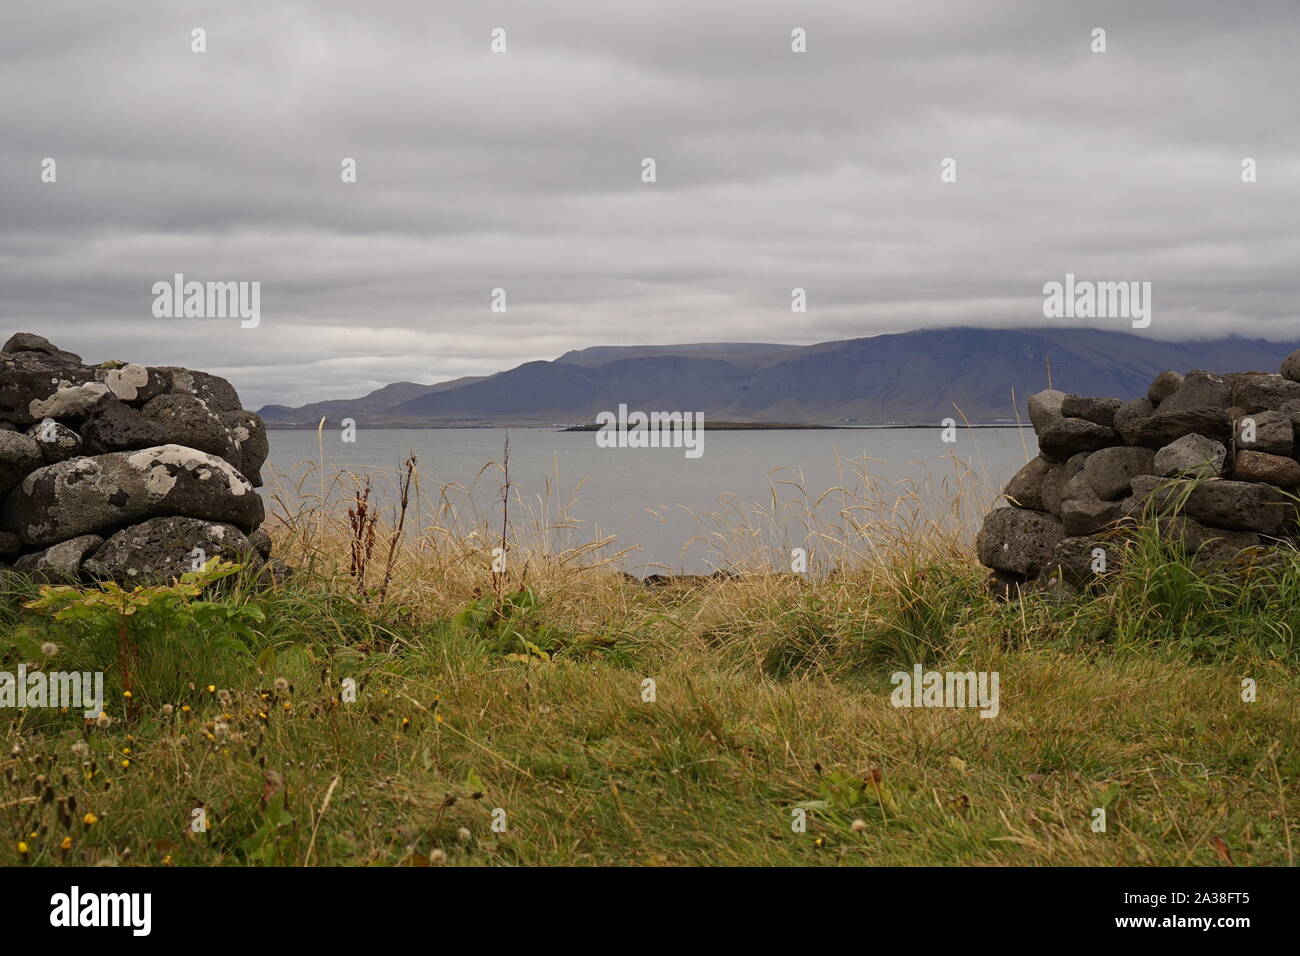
[[1, 0, 1298, 408]]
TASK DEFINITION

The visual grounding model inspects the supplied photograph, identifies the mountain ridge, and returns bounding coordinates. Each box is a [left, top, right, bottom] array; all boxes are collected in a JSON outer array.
[[258, 327, 1300, 427]]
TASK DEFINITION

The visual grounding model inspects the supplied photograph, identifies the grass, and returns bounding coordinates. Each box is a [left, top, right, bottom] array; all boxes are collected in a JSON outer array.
[[0, 450, 1296, 867]]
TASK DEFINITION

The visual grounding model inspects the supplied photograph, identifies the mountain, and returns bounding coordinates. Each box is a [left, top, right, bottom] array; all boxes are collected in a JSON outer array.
[[554, 343, 801, 367], [257, 327, 1300, 427], [257, 375, 489, 426]]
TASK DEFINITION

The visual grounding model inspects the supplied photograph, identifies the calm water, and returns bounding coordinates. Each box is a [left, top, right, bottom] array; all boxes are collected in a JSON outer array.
[[264, 427, 1037, 574]]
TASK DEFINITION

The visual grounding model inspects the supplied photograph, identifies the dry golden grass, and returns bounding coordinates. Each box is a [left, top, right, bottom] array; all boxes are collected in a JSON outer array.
[[1, 446, 1296, 866]]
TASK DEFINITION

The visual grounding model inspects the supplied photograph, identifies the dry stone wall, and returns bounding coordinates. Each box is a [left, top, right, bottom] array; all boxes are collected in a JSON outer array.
[[977, 351, 1300, 595], [0, 333, 274, 583]]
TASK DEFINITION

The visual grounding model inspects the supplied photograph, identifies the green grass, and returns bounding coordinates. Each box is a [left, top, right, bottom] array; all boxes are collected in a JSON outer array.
[[0, 521, 1296, 867]]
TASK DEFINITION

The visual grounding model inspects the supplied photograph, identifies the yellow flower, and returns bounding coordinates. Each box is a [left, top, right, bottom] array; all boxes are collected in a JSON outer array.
[[83, 812, 98, 826], [207, 685, 216, 693], [120, 759, 130, 768], [122, 691, 132, 699], [16, 842, 28, 854], [181, 705, 191, 712], [59, 837, 72, 851]]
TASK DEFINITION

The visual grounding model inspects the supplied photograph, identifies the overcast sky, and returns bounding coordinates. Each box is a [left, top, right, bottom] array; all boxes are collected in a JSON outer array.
[[3, 0, 1298, 408]]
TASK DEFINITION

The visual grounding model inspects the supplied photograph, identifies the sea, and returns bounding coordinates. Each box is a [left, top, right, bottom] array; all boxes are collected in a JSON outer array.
[[264, 426, 1038, 575]]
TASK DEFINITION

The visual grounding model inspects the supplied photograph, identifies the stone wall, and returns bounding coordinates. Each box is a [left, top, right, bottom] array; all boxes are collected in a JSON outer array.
[[0, 333, 274, 583], [977, 350, 1300, 595]]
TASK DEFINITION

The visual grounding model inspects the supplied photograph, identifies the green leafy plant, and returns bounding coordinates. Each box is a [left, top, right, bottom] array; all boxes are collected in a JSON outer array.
[[22, 559, 262, 711], [238, 791, 296, 866], [452, 587, 563, 662]]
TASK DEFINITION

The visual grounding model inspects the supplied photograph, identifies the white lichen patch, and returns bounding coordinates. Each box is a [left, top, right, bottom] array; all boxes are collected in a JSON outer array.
[[104, 363, 149, 401], [29, 382, 110, 419], [21, 456, 95, 496], [125, 444, 250, 496], [142, 466, 176, 497]]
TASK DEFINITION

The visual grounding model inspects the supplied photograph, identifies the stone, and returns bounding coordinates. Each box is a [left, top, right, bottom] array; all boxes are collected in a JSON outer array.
[[1123, 474, 1168, 519], [1147, 370, 1184, 405], [1040, 535, 1114, 589], [247, 527, 273, 558], [1282, 350, 1300, 383], [1113, 398, 1155, 445], [1084, 446, 1155, 500], [96, 363, 171, 404], [84, 516, 260, 584], [0, 350, 97, 425], [985, 569, 1028, 600], [2, 444, 265, 547], [0, 431, 43, 494], [1234, 409, 1293, 456], [1027, 389, 1066, 431], [1123, 476, 1298, 535], [1041, 452, 1089, 516], [975, 507, 1065, 578], [13, 534, 104, 580], [1028, 571, 1082, 601], [2, 332, 82, 365], [1060, 395, 1122, 428], [1234, 450, 1300, 488], [1157, 516, 1261, 568], [26, 420, 83, 464], [1059, 471, 1093, 503], [1157, 370, 1231, 414], [141, 394, 237, 462], [28, 382, 112, 422], [1230, 372, 1300, 413], [1002, 457, 1054, 510], [1153, 434, 1226, 479], [79, 395, 168, 455], [1037, 418, 1118, 462], [224, 409, 268, 486], [158, 367, 244, 416], [1132, 406, 1230, 447], [1182, 480, 1297, 535], [256, 557, 294, 584], [0, 335, 269, 586], [1276, 400, 1300, 428], [1055, 478, 1128, 538]]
